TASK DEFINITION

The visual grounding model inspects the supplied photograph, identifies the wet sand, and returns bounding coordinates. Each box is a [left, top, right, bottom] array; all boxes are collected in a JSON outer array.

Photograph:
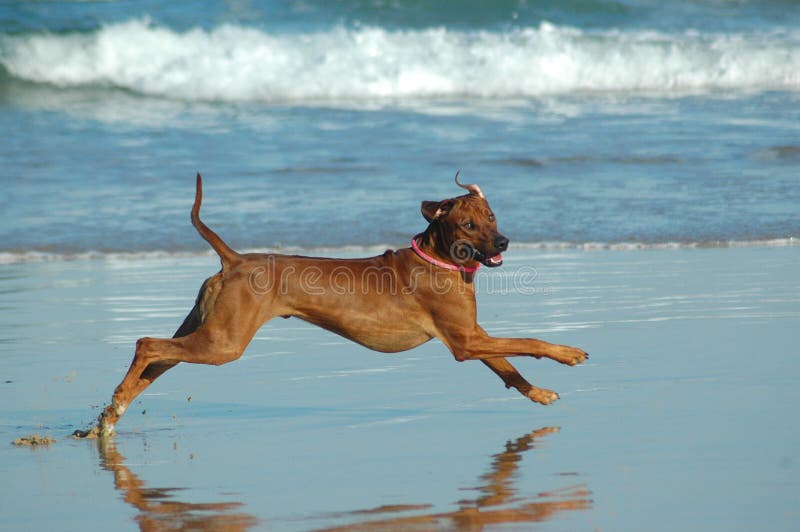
[[1, 246, 798, 531]]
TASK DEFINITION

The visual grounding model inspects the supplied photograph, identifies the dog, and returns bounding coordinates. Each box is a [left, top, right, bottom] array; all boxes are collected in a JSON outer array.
[[76, 174, 587, 437]]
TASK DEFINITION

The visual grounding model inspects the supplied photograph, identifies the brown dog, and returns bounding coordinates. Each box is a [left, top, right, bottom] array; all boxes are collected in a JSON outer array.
[[78, 174, 587, 437]]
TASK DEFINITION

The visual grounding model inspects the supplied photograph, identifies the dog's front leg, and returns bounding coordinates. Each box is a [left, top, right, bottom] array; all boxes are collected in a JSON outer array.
[[476, 335, 588, 366], [481, 358, 561, 405], [437, 325, 586, 405], [440, 326, 587, 366]]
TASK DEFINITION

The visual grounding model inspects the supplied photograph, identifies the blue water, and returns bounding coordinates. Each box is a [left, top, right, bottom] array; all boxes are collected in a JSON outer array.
[[1, 1, 799, 258]]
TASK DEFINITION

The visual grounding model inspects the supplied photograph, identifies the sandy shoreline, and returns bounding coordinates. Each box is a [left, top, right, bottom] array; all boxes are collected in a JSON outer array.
[[1, 245, 798, 530]]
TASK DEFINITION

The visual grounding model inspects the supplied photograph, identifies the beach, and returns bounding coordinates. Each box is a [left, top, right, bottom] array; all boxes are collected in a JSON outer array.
[[3, 1, 800, 529], [1, 245, 797, 530]]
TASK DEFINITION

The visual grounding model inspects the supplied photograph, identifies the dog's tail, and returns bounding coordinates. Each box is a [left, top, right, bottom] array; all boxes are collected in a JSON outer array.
[[192, 173, 240, 268]]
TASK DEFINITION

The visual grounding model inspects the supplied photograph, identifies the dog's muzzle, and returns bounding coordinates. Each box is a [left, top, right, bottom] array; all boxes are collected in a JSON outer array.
[[472, 234, 508, 268]]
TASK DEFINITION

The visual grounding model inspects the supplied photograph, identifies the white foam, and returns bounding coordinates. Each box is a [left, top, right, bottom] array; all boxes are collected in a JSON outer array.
[[0, 249, 217, 265], [2, 19, 800, 102], [510, 238, 800, 251], [0, 238, 796, 265]]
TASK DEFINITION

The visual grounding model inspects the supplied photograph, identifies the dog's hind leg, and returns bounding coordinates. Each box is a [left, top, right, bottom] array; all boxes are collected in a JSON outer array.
[[95, 280, 275, 436], [88, 273, 241, 436], [98, 324, 249, 435], [91, 305, 201, 435]]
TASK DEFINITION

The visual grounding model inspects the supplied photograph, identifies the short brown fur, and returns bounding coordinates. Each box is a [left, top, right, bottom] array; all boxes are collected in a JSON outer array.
[[80, 174, 587, 437]]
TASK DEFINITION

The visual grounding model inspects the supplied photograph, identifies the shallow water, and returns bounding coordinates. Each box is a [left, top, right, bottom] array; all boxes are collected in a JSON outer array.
[[2, 1, 800, 255], [2, 2, 799, 529], [1, 246, 798, 530]]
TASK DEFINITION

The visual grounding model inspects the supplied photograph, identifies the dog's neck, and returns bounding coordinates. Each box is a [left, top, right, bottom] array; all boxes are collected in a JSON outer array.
[[414, 226, 481, 273]]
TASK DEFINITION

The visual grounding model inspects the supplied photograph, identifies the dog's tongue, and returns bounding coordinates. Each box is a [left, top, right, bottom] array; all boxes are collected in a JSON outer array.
[[487, 253, 503, 265]]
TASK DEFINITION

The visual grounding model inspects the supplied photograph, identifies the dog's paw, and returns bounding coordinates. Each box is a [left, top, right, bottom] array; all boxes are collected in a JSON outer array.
[[527, 387, 560, 405], [71, 427, 97, 439], [571, 348, 589, 365], [558, 347, 588, 366]]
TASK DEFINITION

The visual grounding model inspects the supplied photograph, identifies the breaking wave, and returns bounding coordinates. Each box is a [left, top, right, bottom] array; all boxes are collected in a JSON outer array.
[[1, 238, 796, 265], [2, 18, 799, 102]]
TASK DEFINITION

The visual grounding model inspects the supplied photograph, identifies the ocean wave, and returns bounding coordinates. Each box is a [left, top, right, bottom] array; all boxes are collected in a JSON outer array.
[[1, 19, 799, 101], [1, 238, 796, 265]]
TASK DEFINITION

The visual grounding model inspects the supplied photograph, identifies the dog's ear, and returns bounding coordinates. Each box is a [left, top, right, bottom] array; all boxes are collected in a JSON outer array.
[[421, 199, 453, 222]]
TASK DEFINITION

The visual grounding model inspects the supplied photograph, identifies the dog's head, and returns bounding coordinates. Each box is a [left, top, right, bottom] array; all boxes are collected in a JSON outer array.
[[421, 174, 509, 268]]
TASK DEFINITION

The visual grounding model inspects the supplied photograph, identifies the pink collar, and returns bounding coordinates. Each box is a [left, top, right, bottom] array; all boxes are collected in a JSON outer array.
[[411, 234, 481, 273]]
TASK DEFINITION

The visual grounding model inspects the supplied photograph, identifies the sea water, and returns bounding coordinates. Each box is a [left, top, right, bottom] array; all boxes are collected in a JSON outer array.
[[2, 3, 800, 530], [1, 0, 799, 258]]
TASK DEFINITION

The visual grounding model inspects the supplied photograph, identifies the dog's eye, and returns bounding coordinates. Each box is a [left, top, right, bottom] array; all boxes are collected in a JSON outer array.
[[464, 221, 475, 230], [488, 214, 495, 222]]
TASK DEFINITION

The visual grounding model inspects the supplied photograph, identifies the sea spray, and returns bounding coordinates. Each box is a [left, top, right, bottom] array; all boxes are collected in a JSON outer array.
[[2, 19, 799, 102]]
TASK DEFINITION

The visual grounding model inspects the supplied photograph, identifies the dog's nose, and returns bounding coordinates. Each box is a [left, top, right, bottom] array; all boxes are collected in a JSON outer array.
[[494, 235, 509, 252]]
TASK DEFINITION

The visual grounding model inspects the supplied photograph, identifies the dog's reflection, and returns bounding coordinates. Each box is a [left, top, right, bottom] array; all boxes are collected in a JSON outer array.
[[96, 439, 258, 531], [316, 426, 592, 531], [97, 427, 590, 531]]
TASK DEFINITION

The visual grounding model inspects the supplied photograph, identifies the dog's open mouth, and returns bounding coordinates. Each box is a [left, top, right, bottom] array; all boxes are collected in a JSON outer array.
[[468, 247, 504, 268], [485, 253, 504, 267]]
